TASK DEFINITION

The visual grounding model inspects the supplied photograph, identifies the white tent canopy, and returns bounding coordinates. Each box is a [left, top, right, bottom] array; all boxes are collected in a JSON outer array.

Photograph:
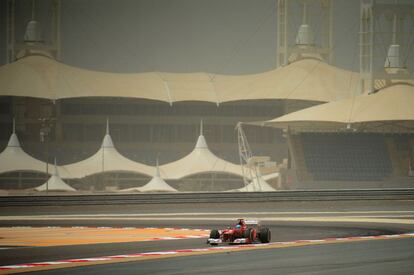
[[233, 175, 276, 192], [159, 122, 244, 180], [247, 83, 414, 132], [61, 121, 153, 178], [121, 160, 177, 192], [0, 120, 49, 175], [35, 160, 76, 192], [214, 58, 359, 103], [0, 55, 359, 103]]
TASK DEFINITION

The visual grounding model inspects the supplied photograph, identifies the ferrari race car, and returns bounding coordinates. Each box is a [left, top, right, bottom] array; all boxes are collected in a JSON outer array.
[[207, 219, 271, 245]]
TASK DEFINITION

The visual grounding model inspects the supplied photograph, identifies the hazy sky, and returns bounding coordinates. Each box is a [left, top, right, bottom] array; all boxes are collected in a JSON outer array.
[[1, 0, 412, 74]]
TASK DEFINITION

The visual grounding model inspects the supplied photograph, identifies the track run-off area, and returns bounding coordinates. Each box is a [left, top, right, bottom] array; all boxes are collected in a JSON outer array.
[[0, 194, 414, 274]]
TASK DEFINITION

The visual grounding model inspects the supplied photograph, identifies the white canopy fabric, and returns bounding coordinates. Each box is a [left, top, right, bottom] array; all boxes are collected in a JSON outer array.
[[0, 55, 359, 103], [159, 126, 243, 180], [121, 162, 177, 192], [35, 161, 76, 192], [35, 175, 76, 191], [262, 172, 280, 182], [0, 127, 48, 175], [61, 124, 153, 178], [248, 83, 414, 132], [214, 58, 359, 103], [121, 177, 177, 192], [234, 176, 276, 192]]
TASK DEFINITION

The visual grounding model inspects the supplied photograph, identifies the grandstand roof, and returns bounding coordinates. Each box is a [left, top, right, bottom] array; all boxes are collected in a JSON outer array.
[[61, 122, 153, 178], [35, 160, 76, 192], [121, 161, 177, 192], [159, 123, 243, 179], [0, 125, 49, 175], [248, 83, 414, 132], [0, 55, 358, 103], [234, 176, 276, 192]]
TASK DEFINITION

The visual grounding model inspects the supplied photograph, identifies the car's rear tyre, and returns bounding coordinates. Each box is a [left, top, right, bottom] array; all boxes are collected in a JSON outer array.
[[243, 228, 256, 241], [210, 229, 220, 239], [259, 227, 271, 243]]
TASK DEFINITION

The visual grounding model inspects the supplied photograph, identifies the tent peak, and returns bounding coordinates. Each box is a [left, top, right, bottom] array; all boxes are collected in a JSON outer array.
[[35, 158, 76, 192], [7, 118, 20, 147], [136, 171, 177, 192], [195, 134, 208, 149], [101, 119, 114, 148], [155, 156, 161, 177], [7, 133, 21, 148], [53, 158, 59, 176], [101, 134, 114, 148], [35, 174, 76, 192], [194, 120, 208, 148], [106, 118, 109, 135]]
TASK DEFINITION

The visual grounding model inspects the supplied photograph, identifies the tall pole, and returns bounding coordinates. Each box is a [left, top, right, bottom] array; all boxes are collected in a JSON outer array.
[[52, 0, 61, 60], [46, 133, 49, 194], [31, 0, 36, 20], [6, 0, 15, 63], [327, 0, 333, 63], [302, 2, 308, 25], [360, 0, 374, 94], [40, 117, 55, 194], [277, 0, 288, 67], [392, 13, 397, 45]]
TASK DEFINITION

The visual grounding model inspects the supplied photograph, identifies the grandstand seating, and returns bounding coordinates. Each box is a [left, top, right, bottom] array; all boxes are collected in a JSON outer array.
[[301, 133, 392, 181]]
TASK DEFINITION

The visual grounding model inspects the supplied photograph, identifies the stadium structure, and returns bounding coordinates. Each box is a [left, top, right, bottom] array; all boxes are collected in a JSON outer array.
[[245, 0, 414, 189], [0, 0, 413, 192]]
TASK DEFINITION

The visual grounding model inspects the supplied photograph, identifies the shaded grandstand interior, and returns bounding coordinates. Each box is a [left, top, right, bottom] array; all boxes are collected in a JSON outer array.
[[0, 171, 47, 189], [0, 170, 245, 192], [168, 172, 244, 192], [0, 95, 296, 191], [65, 172, 151, 191], [63, 172, 243, 192], [299, 133, 397, 181], [0, 97, 288, 166]]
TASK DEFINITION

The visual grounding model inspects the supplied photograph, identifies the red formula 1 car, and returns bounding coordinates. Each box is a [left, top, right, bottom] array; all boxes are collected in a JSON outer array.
[[207, 219, 271, 245]]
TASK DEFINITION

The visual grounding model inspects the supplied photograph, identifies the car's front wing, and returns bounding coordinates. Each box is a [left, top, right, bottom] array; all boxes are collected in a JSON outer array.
[[207, 238, 249, 245]]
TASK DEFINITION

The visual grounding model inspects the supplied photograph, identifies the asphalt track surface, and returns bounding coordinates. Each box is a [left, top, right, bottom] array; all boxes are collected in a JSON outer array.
[[1, 199, 414, 274], [29, 238, 414, 275], [0, 221, 403, 266]]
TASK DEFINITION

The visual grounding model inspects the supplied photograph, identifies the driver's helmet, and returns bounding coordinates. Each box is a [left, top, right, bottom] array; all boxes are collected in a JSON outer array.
[[235, 224, 241, 229]]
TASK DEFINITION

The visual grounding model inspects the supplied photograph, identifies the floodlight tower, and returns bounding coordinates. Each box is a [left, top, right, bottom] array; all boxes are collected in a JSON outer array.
[[6, 0, 63, 164], [276, 0, 333, 67], [359, 0, 414, 94], [5, 0, 61, 63]]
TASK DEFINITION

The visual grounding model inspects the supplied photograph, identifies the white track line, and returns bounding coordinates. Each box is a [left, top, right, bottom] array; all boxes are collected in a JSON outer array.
[[6, 226, 209, 232]]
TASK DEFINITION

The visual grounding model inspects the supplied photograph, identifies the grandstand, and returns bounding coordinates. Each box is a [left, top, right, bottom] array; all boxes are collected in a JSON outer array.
[[252, 80, 414, 189], [1, 0, 413, 191], [244, 0, 414, 189], [0, 0, 342, 191], [301, 133, 392, 181]]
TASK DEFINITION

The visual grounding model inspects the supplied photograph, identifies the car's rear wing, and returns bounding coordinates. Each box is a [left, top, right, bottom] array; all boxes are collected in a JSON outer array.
[[245, 220, 260, 225]]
